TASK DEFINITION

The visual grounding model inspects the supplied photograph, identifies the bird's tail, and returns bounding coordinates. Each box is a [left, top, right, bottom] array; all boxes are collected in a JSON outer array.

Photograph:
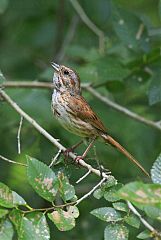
[[101, 133, 150, 178]]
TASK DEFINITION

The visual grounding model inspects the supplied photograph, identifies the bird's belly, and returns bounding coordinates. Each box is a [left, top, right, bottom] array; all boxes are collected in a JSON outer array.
[[52, 101, 94, 137]]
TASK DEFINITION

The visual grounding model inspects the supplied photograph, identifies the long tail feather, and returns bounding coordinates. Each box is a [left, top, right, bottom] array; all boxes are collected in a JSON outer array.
[[101, 133, 150, 178]]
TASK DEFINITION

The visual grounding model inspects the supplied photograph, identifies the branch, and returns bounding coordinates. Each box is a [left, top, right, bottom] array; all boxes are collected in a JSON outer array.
[[84, 85, 161, 132], [69, 0, 105, 54], [2, 81, 161, 132], [17, 116, 23, 154], [0, 154, 27, 166], [127, 201, 161, 238], [0, 89, 111, 180]]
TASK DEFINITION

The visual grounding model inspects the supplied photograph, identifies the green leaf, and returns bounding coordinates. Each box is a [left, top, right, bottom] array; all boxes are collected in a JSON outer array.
[[27, 156, 59, 202], [144, 205, 161, 221], [112, 202, 128, 212], [104, 184, 122, 202], [20, 212, 50, 240], [137, 230, 151, 239], [0, 219, 14, 240], [12, 191, 27, 206], [0, 0, 8, 14], [0, 208, 9, 218], [10, 210, 50, 240], [48, 208, 76, 231], [104, 223, 129, 240], [117, 181, 161, 206], [91, 207, 122, 222], [148, 71, 161, 105], [0, 182, 14, 208], [93, 188, 104, 199], [125, 213, 140, 228], [151, 153, 161, 184], [67, 206, 79, 218], [112, 4, 149, 52], [58, 173, 75, 201]]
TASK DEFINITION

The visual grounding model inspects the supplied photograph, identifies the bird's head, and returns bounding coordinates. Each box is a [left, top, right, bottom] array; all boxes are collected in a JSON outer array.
[[51, 63, 81, 95]]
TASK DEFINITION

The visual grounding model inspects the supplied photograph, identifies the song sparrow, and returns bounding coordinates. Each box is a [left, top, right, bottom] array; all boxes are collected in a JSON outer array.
[[51, 63, 149, 177]]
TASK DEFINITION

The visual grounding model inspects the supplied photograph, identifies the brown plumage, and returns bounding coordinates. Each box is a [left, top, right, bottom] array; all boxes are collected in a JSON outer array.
[[51, 63, 149, 177]]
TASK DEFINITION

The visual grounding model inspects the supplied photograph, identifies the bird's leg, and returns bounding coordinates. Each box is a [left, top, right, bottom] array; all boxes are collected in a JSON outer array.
[[75, 137, 96, 164], [64, 140, 83, 160]]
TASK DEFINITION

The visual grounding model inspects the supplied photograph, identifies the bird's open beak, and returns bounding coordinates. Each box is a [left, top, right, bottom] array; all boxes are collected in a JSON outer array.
[[51, 62, 60, 72]]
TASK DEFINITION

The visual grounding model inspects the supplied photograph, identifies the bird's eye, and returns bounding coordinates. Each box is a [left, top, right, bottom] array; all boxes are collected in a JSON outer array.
[[63, 70, 69, 75]]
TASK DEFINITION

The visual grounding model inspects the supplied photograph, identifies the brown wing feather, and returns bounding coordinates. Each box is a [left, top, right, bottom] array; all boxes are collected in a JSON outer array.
[[68, 95, 107, 133]]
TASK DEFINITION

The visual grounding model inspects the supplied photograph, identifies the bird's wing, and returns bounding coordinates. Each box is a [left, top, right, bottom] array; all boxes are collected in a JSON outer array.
[[68, 95, 107, 133]]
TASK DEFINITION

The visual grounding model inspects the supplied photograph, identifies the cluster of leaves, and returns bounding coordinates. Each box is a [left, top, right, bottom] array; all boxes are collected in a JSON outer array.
[[91, 154, 161, 240], [0, 156, 79, 239]]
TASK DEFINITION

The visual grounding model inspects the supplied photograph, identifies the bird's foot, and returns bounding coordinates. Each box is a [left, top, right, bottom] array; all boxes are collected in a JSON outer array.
[[75, 155, 84, 165]]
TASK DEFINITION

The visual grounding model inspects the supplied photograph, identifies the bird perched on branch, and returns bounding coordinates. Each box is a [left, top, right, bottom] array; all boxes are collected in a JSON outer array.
[[51, 63, 149, 177]]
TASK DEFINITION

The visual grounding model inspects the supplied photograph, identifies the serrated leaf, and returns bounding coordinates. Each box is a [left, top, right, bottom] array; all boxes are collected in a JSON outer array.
[[151, 153, 161, 184], [104, 223, 129, 240], [58, 173, 75, 201], [0, 219, 14, 240], [117, 181, 161, 206], [104, 184, 122, 202], [91, 207, 122, 222], [125, 213, 140, 229], [19, 212, 50, 240], [48, 208, 75, 231], [112, 202, 128, 212], [0, 182, 14, 208], [137, 230, 151, 239], [27, 156, 59, 202], [0, 0, 8, 14]]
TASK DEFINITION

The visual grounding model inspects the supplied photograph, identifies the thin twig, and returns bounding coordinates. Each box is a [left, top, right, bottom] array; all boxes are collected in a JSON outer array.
[[49, 149, 62, 168], [0, 89, 111, 180], [76, 170, 91, 184], [76, 178, 106, 205], [69, 0, 105, 53], [136, 23, 144, 40], [17, 116, 23, 154], [127, 201, 161, 238], [0, 154, 27, 166], [84, 85, 161, 132], [2, 81, 161, 132]]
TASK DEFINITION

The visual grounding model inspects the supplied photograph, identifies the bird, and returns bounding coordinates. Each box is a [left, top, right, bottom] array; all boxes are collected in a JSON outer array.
[[51, 62, 149, 177]]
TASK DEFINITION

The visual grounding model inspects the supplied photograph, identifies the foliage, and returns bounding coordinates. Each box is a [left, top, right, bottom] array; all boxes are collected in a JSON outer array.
[[0, 0, 161, 239]]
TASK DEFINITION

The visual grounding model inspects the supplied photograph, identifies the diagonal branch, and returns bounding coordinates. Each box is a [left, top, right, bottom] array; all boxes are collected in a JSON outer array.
[[69, 0, 105, 53], [2, 81, 161, 132], [0, 89, 111, 180]]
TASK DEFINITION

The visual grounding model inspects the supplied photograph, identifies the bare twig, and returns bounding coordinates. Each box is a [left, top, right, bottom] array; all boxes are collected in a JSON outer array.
[[76, 170, 91, 184], [69, 0, 105, 53], [49, 149, 62, 168], [127, 201, 161, 238], [136, 23, 144, 40], [0, 89, 111, 180], [0, 154, 27, 166], [2, 81, 161, 132], [84, 85, 161, 132], [17, 116, 23, 154], [76, 178, 106, 205]]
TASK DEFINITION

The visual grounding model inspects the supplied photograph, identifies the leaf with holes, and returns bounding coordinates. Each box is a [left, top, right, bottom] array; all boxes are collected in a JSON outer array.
[[104, 223, 129, 240], [48, 208, 76, 231], [151, 153, 161, 184], [26, 156, 59, 202], [91, 207, 122, 222]]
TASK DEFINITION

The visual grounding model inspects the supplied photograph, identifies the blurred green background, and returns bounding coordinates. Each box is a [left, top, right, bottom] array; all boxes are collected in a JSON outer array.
[[0, 0, 161, 239]]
